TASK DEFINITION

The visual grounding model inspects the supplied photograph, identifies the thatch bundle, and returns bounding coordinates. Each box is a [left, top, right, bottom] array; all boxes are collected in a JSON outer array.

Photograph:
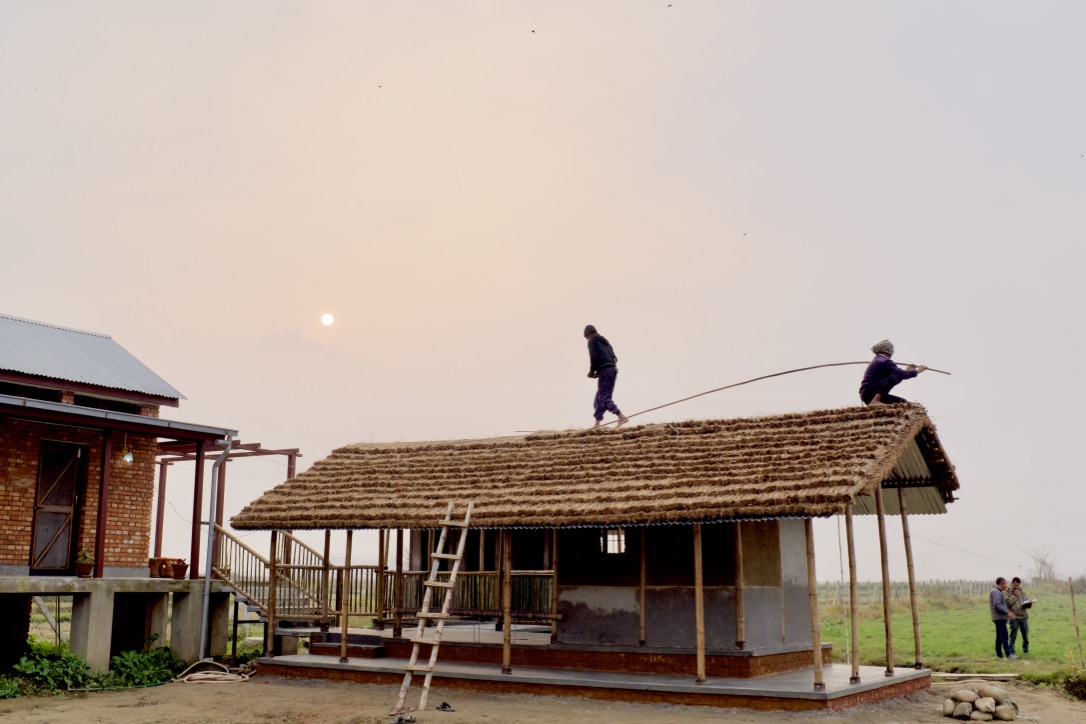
[[230, 403, 957, 531]]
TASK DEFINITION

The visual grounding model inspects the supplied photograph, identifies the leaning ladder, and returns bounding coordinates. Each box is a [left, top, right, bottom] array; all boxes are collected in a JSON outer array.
[[391, 501, 474, 715]]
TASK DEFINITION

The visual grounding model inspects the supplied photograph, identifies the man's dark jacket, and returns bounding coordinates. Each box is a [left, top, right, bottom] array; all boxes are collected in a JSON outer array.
[[587, 334, 618, 375]]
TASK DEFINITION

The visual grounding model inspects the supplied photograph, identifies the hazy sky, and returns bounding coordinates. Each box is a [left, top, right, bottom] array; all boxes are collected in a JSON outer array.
[[3, 2, 1084, 584]]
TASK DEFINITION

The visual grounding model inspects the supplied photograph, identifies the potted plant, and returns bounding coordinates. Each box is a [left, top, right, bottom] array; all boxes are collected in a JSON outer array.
[[75, 550, 94, 578], [148, 556, 161, 578], [170, 558, 189, 579]]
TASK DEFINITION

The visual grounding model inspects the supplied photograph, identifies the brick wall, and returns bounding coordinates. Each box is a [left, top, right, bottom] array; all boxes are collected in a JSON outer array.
[[0, 418, 157, 568]]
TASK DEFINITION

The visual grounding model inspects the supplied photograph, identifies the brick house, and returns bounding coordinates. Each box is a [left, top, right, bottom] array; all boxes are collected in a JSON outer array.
[[0, 313, 238, 669]]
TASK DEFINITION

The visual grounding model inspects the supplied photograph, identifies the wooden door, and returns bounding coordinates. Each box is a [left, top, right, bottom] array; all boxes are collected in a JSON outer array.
[[29, 441, 86, 574]]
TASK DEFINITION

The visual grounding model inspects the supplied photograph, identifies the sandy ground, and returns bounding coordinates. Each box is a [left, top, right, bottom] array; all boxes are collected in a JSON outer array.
[[1, 676, 1085, 724]]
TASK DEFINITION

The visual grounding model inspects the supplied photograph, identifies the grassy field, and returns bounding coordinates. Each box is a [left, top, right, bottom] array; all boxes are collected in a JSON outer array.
[[818, 581, 1086, 680]]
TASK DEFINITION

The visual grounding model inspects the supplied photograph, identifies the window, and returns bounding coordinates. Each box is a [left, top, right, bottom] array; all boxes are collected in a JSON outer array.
[[601, 528, 626, 554]]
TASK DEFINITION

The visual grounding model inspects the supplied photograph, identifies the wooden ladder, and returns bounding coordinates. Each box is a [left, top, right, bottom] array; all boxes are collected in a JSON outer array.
[[391, 501, 474, 716]]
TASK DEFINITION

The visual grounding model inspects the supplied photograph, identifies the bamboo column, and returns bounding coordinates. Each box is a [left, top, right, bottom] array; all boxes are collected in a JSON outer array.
[[874, 484, 894, 676], [479, 529, 486, 571], [266, 530, 279, 657], [501, 531, 513, 675], [845, 504, 861, 683], [550, 528, 560, 644], [734, 522, 745, 649], [321, 530, 332, 624], [899, 488, 923, 668], [639, 527, 647, 646], [805, 518, 825, 690], [339, 530, 353, 663], [693, 523, 706, 684], [394, 529, 404, 637], [375, 529, 386, 628], [1070, 578, 1085, 668]]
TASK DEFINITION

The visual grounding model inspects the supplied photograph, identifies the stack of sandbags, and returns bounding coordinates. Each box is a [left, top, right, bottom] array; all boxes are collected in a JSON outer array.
[[942, 684, 1018, 720]]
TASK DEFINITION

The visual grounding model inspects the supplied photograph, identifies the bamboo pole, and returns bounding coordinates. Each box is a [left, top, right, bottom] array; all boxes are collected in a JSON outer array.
[[479, 529, 486, 571], [805, 518, 825, 690], [551, 528, 560, 644], [1071, 578, 1085, 669], [639, 527, 647, 646], [693, 523, 706, 684], [394, 529, 404, 637], [339, 530, 353, 663], [501, 531, 513, 675], [321, 530, 331, 624], [375, 529, 386, 628], [874, 484, 894, 676], [266, 530, 278, 657], [899, 488, 923, 668], [845, 504, 860, 683], [734, 522, 745, 649]]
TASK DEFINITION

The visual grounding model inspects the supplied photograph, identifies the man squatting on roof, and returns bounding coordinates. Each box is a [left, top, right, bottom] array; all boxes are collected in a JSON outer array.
[[990, 577, 1017, 659], [584, 325, 628, 428], [859, 339, 927, 405]]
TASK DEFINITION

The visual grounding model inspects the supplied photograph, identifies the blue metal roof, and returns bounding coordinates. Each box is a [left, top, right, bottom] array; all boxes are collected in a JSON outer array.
[[0, 313, 185, 401]]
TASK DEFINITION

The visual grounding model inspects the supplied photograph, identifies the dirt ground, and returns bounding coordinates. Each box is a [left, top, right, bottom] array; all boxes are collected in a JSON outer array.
[[1, 675, 1084, 724]]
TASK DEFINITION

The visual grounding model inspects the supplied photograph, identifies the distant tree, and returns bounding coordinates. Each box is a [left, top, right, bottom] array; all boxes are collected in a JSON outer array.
[[1027, 545, 1057, 582]]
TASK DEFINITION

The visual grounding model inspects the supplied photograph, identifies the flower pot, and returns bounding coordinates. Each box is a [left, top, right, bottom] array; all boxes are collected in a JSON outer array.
[[171, 562, 189, 580], [158, 560, 173, 578], [148, 557, 161, 577], [75, 562, 94, 578]]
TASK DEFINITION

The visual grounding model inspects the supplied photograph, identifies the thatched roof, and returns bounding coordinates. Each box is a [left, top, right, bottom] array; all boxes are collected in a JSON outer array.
[[231, 403, 958, 531]]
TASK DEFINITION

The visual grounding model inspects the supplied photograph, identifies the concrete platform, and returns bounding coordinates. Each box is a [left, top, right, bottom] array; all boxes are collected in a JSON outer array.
[[258, 653, 932, 711]]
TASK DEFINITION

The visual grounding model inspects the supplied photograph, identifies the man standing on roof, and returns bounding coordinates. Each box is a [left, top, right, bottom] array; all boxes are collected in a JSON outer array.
[[990, 577, 1017, 659], [584, 325, 628, 428], [859, 339, 927, 405]]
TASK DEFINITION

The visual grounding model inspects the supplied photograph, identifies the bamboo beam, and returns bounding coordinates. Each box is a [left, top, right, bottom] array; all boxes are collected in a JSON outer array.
[[551, 528, 560, 644], [874, 484, 894, 676], [639, 527, 647, 646], [266, 530, 278, 657], [479, 529, 485, 571], [394, 529, 404, 637], [321, 530, 331, 624], [899, 488, 923, 668], [501, 530, 513, 675], [693, 523, 706, 684], [339, 530, 353, 663], [845, 504, 861, 683], [375, 529, 386, 629], [734, 522, 745, 649], [805, 518, 825, 690]]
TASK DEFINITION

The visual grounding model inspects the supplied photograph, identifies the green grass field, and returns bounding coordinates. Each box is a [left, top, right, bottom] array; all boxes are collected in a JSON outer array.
[[818, 583, 1086, 680]]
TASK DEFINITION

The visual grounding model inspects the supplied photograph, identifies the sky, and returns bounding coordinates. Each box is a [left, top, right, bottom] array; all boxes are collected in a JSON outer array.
[[2, 2, 1084, 585]]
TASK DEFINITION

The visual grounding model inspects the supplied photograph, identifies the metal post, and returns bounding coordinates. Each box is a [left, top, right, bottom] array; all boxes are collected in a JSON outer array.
[[189, 441, 206, 579], [94, 430, 113, 578], [154, 461, 168, 558]]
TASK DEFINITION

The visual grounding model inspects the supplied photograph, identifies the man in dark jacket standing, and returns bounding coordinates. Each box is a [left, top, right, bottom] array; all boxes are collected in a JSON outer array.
[[990, 577, 1017, 659], [859, 339, 927, 405], [584, 325, 628, 428]]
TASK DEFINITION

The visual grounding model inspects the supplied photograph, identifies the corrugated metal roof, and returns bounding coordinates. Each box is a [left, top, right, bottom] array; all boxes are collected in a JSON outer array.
[[0, 313, 184, 400]]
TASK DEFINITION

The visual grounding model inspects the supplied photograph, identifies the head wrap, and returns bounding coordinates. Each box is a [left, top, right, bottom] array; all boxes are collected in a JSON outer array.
[[871, 339, 894, 356], [584, 325, 597, 337]]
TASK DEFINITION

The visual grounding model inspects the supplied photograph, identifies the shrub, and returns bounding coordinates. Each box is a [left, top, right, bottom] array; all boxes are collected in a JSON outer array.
[[95, 647, 187, 688], [12, 639, 89, 692], [1063, 671, 1086, 701], [0, 675, 22, 699]]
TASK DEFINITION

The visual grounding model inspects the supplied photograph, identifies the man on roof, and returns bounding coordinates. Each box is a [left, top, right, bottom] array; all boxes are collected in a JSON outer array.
[[859, 339, 927, 405], [584, 324, 628, 428]]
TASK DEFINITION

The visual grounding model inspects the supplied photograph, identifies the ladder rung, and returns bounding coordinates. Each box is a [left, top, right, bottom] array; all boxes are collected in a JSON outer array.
[[416, 612, 450, 619], [424, 580, 454, 588], [404, 664, 433, 672], [431, 552, 460, 560], [409, 636, 441, 645], [440, 519, 470, 528]]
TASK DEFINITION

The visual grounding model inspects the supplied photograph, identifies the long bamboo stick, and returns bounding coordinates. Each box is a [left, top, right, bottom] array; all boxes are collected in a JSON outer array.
[[693, 523, 706, 684], [339, 530, 353, 663], [899, 488, 923, 668], [874, 484, 894, 676], [1071, 578, 1085, 669], [806, 518, 825, 690], [502, 531, 513, 675], [551, 528, 560, 644], [735, 522, 745, 649], [639, 527, 647, 646], [394, 529, 404, 637], [845, 505, 860, 683], [267, 530, 278, 657], [375, 529, 386, 628]]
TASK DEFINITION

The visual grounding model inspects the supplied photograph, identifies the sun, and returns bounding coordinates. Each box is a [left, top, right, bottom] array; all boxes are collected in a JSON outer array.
[[321, 313, 334, 326]]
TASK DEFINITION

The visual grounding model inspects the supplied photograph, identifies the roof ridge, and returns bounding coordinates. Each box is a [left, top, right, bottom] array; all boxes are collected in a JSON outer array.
[[0, 312, 112, 339]]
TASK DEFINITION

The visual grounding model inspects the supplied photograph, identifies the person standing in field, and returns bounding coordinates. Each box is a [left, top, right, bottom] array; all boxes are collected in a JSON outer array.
[[584, 325, 628, 428], [1007, 577, 1033, 657], [990, 577, 1017, 659], [859, 339, 927, 405]]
